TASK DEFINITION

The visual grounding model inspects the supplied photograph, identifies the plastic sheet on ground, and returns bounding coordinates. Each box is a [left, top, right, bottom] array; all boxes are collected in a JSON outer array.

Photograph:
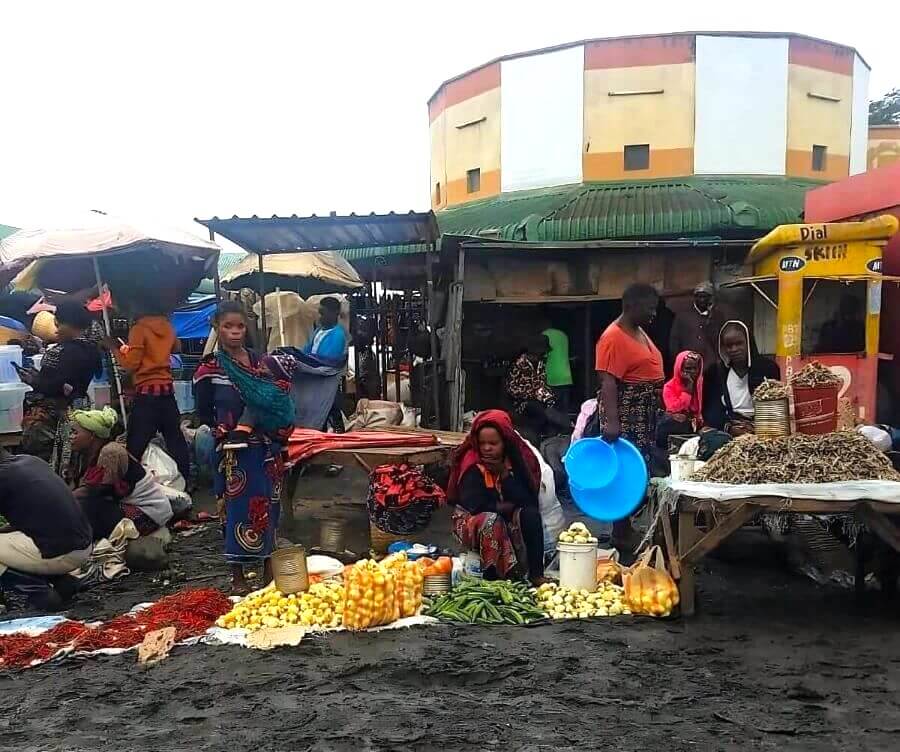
[[204, 614, 439, 650]]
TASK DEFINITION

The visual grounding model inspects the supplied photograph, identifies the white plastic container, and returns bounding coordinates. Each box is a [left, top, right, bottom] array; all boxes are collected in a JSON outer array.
[[558, 541, 598, 592], [31, 354, 43, 371], [0, 382, 31, 433], [669, 457, 706, 481], [174, 380, 195, 413], [88, 381, 112, 409], [0, 345, 23, 383]]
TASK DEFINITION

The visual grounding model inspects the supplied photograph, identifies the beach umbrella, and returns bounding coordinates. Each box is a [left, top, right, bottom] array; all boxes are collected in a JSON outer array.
[[0, 213, 220, 313], [0, 214, 221, 428]]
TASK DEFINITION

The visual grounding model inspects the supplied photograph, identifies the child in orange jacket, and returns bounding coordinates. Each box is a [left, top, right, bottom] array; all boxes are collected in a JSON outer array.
[[112, 314, 191, 480]]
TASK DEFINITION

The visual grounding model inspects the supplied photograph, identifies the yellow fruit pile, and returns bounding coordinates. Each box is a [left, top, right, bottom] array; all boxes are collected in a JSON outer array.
[[534, 582, 630, 619], [558, 522, 598, 545], [343, 559, 398, 631], [216, 581, 345, 631], [380, 552, 425, 618]]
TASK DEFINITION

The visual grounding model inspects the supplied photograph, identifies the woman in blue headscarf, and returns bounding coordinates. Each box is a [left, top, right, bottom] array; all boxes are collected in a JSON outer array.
[[193, 301, 295, 593]]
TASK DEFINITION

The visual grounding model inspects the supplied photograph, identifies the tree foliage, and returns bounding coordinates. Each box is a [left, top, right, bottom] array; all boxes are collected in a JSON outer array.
[[869, 88, 900, 126]]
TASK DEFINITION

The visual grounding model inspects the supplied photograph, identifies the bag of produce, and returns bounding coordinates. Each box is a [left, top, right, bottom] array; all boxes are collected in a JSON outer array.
[[623, 546, 679, 617], [342, 559, 398, 630], [596, 551, 622, 585], [381, 552, 425, 618]]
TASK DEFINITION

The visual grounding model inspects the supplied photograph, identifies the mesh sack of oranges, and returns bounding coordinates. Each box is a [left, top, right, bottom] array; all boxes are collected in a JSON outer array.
[[381, 552, 426, 618], [623, 545, 680, 617], [342, 559, 398, 630]]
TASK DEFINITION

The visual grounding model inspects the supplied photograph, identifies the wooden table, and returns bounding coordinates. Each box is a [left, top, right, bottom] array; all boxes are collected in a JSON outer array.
[[302, 427, 465, 473], [656, 494, 900, 616]]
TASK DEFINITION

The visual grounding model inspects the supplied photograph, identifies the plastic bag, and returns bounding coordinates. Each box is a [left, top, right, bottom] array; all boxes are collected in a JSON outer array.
[[623, 545, 679, 617], [523, 439, 566, 556], [142, 443, 186, 492], [380, 552, 425, 618], [596, 549, 622, 584]]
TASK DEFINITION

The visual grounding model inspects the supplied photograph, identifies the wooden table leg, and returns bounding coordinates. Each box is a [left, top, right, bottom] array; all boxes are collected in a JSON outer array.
[[678, 509, 701, 616], [661, 511, 681, 580]]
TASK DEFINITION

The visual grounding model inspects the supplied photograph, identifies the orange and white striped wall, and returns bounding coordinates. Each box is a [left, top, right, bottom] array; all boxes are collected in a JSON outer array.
[[428, 33, 871, 209]]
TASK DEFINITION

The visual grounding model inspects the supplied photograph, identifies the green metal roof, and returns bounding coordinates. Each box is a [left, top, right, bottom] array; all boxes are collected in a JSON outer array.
[[0, 224, 18, 242], [195, 250, 247, 294], [337, 176, 821, 261]]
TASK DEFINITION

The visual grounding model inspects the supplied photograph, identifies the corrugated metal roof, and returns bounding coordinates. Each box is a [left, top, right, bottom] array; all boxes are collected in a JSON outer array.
[[196, 211, 439, 255], [336, 177, 818, 261], [195, 250, 247, 294], [0, 225, 18, 242], [536, 177, 815, 241]]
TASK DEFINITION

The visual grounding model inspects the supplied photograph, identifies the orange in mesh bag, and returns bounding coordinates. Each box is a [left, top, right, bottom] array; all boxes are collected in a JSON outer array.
[[380, 552, 425, 618], [342, 559, 398, 631], [623, 546, 680, 617]]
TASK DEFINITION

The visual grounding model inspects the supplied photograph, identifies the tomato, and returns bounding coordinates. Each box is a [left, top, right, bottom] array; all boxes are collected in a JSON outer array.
[[416, 557, 435, 570], [434, 556, 453, 575]]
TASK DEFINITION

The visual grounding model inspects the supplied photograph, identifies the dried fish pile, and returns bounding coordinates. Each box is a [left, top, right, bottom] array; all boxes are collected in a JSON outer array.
[[693, 431, 900, 484], [790, 361, 843, 388], [753, 378, 789, 401]]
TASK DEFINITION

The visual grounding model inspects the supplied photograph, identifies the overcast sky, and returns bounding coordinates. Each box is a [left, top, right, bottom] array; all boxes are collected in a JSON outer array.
[[0, 1, 895, 235]]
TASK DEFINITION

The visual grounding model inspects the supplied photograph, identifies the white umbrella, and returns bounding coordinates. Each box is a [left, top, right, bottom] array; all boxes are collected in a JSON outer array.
[[0, 213, 221, 428]]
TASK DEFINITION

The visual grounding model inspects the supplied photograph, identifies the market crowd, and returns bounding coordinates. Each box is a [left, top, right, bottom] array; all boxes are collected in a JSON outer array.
[[1, 279, 894, 611]]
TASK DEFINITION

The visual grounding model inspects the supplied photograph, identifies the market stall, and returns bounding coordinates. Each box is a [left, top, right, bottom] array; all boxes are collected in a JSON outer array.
[[651, 217, 900, 616]]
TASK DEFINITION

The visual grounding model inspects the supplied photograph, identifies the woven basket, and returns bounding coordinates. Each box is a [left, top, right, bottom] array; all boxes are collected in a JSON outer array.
[[369, 521, 408, 554]]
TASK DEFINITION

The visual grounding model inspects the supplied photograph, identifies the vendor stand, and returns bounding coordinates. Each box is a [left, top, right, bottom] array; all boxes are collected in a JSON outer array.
[[657, 216, 900, 616], [729, 214, 900, 422]]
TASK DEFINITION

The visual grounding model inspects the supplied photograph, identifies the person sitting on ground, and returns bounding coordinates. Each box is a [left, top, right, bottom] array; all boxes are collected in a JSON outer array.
[[68, 407, 174, 541], [19, 300, 102, 470], [0, 447, 93, 609], [657, 351, 704, 449], [506, 334, 571, 439], [108, 306, 191, 481], [447, 409, 546, 585], [702, 320, 780, 436]]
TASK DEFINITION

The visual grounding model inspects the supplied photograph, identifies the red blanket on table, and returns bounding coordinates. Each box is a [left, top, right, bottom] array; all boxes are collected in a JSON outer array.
[[285, 429, 439, 464]]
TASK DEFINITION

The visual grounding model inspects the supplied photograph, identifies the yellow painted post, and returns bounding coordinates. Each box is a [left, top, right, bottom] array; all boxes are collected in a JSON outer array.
[[866, 278, 881, 356], [777, 272, 803, 382]]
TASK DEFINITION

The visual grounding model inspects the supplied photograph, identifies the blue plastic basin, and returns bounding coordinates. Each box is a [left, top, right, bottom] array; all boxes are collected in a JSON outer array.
[[563, 437, 618, 489], [566, 438, 649, 522]]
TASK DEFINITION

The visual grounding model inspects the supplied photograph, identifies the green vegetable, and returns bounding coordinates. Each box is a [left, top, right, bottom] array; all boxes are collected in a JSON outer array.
[[425, 577, 545, 625]]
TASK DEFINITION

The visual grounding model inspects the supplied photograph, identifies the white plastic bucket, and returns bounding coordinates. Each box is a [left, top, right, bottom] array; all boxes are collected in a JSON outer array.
[[0, 345, 22, 383], [558, 541, 598, 591]]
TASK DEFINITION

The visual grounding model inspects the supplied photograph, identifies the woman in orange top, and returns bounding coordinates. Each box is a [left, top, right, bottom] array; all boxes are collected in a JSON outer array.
[[595, 283, 665, 459]]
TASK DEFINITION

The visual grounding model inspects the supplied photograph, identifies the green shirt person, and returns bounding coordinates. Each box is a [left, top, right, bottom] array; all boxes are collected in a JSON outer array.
[[541, 321, 573, 414]]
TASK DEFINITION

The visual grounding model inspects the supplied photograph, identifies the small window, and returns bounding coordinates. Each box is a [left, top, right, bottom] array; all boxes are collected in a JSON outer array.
[[812, 145, 827, 172], [624, 144, 650, 171], [466, 168, 481, 194], [435, 182, 442, 205]]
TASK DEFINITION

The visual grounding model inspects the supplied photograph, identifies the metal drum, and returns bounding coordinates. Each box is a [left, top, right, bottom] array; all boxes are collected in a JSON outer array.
[[754, 398, 790, 438], [423, 573, 452, 596], [319, 520, 345, 553], [271, 545, 309, 594]]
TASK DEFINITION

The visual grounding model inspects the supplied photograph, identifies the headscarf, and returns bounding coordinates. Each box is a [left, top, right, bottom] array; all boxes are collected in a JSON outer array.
[[662, 351, 704, 417], [446, 409, 541, 503], [71, 406, 119, 439], [717, 320, 758, 369]]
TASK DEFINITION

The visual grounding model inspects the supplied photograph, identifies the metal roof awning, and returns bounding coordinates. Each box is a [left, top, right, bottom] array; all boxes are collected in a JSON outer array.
[[196, 211, 439, 255]]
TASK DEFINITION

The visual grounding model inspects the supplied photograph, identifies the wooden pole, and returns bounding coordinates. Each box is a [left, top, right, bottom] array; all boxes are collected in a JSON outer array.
[[93, 258, 128, 431], [209, 229, 222, 303], [425, 250, 441, 428], [275, 287, 286, 348], [257, 253, 267, 349]]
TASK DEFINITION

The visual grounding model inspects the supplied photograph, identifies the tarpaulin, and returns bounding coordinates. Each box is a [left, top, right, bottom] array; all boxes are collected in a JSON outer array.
[[173, 298, 216, 340], [286, 429, 439, 464]]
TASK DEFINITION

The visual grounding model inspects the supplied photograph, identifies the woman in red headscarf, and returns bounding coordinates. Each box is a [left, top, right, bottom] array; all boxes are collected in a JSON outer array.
[[447, 409, 545, 583]]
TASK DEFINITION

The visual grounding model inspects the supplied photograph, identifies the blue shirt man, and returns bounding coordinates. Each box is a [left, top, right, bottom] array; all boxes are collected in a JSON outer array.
[[303, 297, 347, 366]]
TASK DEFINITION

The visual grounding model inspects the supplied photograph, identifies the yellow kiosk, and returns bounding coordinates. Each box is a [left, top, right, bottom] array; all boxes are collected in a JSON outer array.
[[742, 214, 899, 422]]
